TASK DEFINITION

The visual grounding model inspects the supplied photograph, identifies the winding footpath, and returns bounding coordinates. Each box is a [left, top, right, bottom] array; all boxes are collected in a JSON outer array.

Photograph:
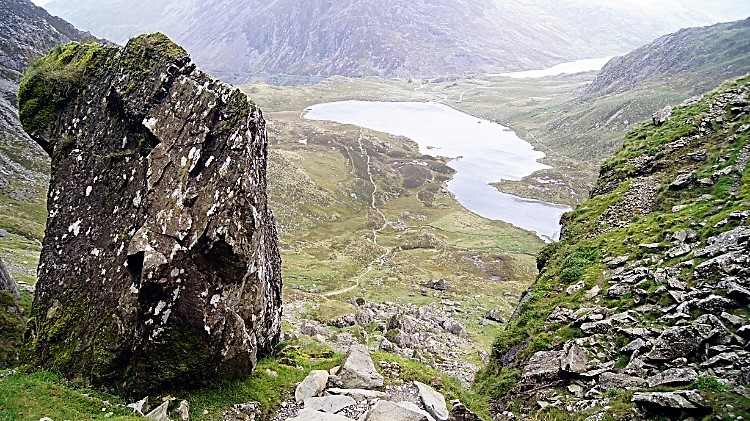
[[323, 128, 392, 297]]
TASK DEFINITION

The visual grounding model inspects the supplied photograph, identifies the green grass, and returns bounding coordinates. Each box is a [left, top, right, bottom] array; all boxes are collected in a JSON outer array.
[[0, 371, 141, 421]]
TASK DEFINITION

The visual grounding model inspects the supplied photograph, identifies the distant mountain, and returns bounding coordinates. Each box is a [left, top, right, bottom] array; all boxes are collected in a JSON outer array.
[[0, 0, 96, 204], [0, 0, 101, 270], [514, 17, 750, 165], [41, 0, 750, 83], [582, 18, 750, 96]]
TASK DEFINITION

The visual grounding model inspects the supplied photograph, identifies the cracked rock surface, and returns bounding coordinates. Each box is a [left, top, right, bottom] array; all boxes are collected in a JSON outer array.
[[19, 33, 281, 395]]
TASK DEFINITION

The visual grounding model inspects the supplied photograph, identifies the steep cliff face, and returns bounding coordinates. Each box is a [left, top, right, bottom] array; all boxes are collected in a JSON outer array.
[[19, 33, 281, 395], [477, 76, 750, 419]]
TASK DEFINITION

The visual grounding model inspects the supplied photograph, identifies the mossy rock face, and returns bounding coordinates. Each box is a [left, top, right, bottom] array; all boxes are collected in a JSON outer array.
[[478, 76, 750, 418], [19, 33, 281, 396]]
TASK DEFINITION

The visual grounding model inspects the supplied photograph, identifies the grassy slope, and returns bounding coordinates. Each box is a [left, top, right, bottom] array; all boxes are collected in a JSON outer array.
[[254, 83, 545, 356], [474, 75, 750, 419]]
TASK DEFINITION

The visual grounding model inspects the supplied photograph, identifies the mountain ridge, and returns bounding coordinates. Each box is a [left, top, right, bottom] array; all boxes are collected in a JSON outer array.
[[41, 0, 750, 83]]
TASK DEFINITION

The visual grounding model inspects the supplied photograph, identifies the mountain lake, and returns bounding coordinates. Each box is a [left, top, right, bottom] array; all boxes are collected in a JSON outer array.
[[304, 100, 571, 241]]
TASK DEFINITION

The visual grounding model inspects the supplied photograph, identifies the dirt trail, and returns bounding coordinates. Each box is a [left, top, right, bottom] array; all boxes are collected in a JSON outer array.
[[323, 128, 392, 297]]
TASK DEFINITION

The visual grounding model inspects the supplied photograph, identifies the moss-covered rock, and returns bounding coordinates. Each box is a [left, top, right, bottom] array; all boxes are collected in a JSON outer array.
[[19, 33, 281, 396]]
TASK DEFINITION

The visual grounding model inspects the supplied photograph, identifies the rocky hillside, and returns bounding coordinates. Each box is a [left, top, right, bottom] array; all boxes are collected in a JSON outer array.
[[476, 76, 750, 419], [42, 0, 750, 83], [582, 18, 750, 97], [524, 17, 750, 164]]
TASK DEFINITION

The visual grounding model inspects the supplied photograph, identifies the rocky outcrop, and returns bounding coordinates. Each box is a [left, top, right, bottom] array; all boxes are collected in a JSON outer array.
[[581, 18, 750, 97], [19, 33, 281, 394], [483, 76, 750, 419], [277, 346, 480, 421]]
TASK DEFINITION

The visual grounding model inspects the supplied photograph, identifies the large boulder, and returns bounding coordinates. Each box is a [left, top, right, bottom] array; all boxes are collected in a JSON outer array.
[[19, 34, 281, 394], [337, 345, 384, 389]]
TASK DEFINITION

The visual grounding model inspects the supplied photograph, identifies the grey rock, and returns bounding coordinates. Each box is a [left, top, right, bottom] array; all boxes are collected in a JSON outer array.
[[355, 309, 374, 325], [560, 342, 588, 374], [545, 307, 573, 326], [581, 319, 612, 334], [0, 229, 7, 237], [126, 396, 149, 416], [599, 372, 647, 388], [605, 255, 629, 267], [639, 242, 663, 249], [327, 388, 390, 402], [700, 351, 748, 367], [365, 400, 428, 421], [652, 106, 673, 126], [0, 257, 20, 301], [566, 281, 586, 295], [21, 34, 281, 394], [449, 401, 481, 421], [583, 285, 601, 300], [289, 408, 355, 421], [441, 318, 467, 338], [606, 283, 630, 298], [667, 278, 687, 290], [521, 350, 563, 387], [646, 326, 702, 361], [145, 401, 170, 420], [337, 346, 384, 389], [223, 401, 260, 421], [176, 400, 190, 421], [695, 295, 734, 313], [720, 312, 744, 326], [331, 314, 356, 328], [296, 370, 329, 404], [484, 308, 506, 323], [379, 337, 396, 351], [631, 390, 706, 411], [737, 325, 750, 339], [727, 282, 750, 302], [304, 395, 356, 413], [396, 401, 435, 421], [666, 244, 692, 258], [672, 229, 698, 244], [669, 172, 696, 190], [688, 149, 708, 161], [647, 368, 698, 387], [426, 279, 450, 291], [391, 330, 419, 349], [694, 226, 750, 259], [621, 338, 647, 354], [415, 381, 449, 421], [387, 314, 418, 333], [672, 205, 688, 212]]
